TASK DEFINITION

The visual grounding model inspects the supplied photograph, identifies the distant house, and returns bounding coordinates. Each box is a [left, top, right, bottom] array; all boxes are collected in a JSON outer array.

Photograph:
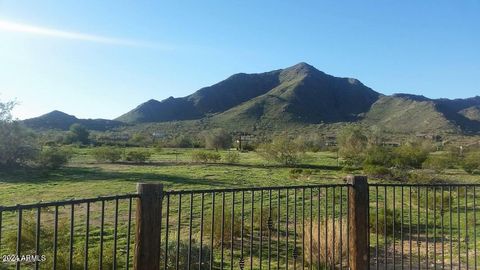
[[382, 141, 401, 147], [415, 133, 442, 142]]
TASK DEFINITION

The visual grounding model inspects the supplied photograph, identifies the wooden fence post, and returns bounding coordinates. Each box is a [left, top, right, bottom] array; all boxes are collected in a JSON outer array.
[[347, 175, 369, 270], [134, 183, 163, 270]]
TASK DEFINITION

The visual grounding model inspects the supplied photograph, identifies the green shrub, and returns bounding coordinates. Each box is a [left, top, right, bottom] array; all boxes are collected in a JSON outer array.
[[223, 151, 240, 163], [462, 151, 480, 174], [191, 150, 221, 163], [207, 152, 221, 163], [92, 146, 123, 163], [258, 136, 305, 166], [393, 144, 429, 169], [191, 150, 209, 163], [363, 165, 391, 177], [203, 206, 242, 248], [363, 146, 394, 167], [37, 147, 72, 169], [422, 152, 456, 172], [369, 208, 400, 236], [125, 149, 152, 163], [161, 241, 210, 269]]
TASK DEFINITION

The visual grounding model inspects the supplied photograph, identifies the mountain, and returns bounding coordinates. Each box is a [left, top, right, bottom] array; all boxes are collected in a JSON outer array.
[[116, 69, 283, 123], [363, 94, 480, 133], [211, 63, 380, 129], [24, 63, 480, 134], [117, 63, 380, 126], [23, 110, 123, 131]]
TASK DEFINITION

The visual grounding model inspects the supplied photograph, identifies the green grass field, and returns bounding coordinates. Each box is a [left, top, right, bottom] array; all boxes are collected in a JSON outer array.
[[1, 147, 480, 269], [0, 148, 348, 206]]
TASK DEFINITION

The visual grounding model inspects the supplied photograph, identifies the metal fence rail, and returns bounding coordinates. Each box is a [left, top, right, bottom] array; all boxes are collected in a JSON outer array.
[[369, 183, 480, 270], [0, 194, 138, 270], [2, 178, 480, 270], [160, 184, 350, 270]]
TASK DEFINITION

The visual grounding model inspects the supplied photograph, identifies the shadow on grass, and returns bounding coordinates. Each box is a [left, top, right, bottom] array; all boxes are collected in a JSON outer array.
[[0, 166, 227, 187]]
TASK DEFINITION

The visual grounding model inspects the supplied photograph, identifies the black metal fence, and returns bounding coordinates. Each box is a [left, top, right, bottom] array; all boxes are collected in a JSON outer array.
[[160, 184, 349, 270], [370, 184, 480, 270], [1, 179, 480, 269], [0, 194, 138, 270]]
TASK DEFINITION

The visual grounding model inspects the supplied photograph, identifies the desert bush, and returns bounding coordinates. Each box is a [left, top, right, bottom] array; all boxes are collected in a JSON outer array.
[[37, 147, 72, 169], [258, 136, 305, 166], [0, 114, 38, 168], [337, 126, 368, 166], [407, 171, 439, 184], [304, 218, 347, 268], [64, 123, 90, 145], [92, 146, 123, 163], [191, 150, 221, 163], [393, 144, 429, 169], [422, 152, 457, 172], [191, 150, 209, 163], [161, 241, 210, 269], [363, 165, 391, 177], [202, 206, 243, 248], [125, 149, 152, 163], [462, 151, 480, 174], [223, 151, 240, 163], [207, 152, 221, 163], [369, 208, 400, 236], [363, 146, 394, 167], [204, 129, 232, 150]]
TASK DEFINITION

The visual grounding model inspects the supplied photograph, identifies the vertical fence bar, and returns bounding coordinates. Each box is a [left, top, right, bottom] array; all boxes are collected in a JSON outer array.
[[426, 188, 429, 269], [385, 186, 388, 270], [375, 186, 379, 270], [210, 193, 215, 270], [347, 175, 369, 270], [231, 192, 235, 270], [100, 200, 105, 270], [113, 198, 119, 269], [188, 192, 194, 270], [53, 205, 58, 270], [260, 190, 264, 270], [84, 202, 90, 270], [176, 194, 182, 270], [16, 208, 22, 270], [409, 186, 413, 270], [449, 186, 453, 270], [465, 186, 469, 270], [475, 186, 478, 270], [134, 183, 163, 270], [277, 190, 281, 270], [250, 191, 254, 270], [126, 197, 133, 270], [69, 204, 74, 270], [220, 192, 225, 270], [199, 193, 204, 270], [317, 187, 321, 270], [35, 207, 41, 270], [164, 195, 171, 270]]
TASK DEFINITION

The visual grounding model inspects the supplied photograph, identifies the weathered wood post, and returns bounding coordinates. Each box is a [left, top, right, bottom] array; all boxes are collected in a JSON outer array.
[[135, 183, 163, 270], [347, 175, 369, 270]]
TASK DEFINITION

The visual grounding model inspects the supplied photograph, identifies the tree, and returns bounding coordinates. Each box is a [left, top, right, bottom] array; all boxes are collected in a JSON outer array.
[[66, 124, 90, 145], [337, 126, 368, 166], [258, 136, 305, 166], [0, 99, 38, 167], [204, 129, 232, 151]]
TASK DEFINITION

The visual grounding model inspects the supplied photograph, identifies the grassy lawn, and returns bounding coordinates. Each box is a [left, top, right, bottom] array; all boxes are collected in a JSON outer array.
[[0, 148, 346, 206], [1, 148, 480, 269]]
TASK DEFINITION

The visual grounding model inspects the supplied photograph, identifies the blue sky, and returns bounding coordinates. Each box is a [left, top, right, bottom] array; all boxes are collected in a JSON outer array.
[[0, 1, 479, 120]]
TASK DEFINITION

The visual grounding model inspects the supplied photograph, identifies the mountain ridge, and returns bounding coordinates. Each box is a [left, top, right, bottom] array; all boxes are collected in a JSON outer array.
[[22, 63, 480, 134]]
